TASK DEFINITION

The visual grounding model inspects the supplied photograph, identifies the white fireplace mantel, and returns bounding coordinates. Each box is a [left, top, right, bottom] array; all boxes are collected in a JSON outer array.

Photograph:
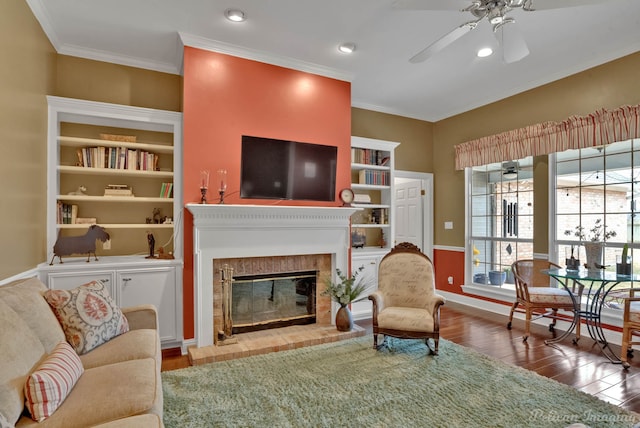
[[186, 204, 359, 347]]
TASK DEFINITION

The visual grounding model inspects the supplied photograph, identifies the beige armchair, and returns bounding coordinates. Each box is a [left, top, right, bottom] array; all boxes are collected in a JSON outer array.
[[369, 242, 445, 354]]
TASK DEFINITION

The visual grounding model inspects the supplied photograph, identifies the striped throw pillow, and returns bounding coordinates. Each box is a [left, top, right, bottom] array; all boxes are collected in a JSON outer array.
[[24, 341, 84, 422]]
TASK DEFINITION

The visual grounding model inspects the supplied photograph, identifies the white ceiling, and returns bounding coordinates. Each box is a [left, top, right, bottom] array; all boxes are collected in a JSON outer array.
[[27, 0, 640, 122]]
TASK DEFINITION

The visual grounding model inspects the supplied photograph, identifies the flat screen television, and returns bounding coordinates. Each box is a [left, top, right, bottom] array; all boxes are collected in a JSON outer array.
[[240, 135, 337, 202]]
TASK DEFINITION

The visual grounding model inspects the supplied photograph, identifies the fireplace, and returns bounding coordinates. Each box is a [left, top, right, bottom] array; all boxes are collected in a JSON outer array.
[[212, 253, 331, 344], [187, 204, 358, 348], [232, 271, 317, 333]]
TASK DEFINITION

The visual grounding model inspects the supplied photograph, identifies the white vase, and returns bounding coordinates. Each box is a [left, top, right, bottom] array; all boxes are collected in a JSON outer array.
[[583, 242, 603, 272]]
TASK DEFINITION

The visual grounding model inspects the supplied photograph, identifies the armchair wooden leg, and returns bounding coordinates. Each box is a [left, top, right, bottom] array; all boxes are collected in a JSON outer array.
[[621, 329, 631, 369], [523, 310, 532, 341], [373, 333, 378, 350], [549, 308, 558, 332], [507, 301, 518, 330]]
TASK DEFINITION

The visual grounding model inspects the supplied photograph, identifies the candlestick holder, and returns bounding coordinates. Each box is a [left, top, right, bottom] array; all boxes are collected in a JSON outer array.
[[217, 169, 227, 204], [200, 187, 208, 204]]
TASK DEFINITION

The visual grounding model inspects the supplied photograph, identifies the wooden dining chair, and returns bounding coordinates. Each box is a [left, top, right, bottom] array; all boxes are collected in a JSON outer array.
[[508, 259, 578, 341]]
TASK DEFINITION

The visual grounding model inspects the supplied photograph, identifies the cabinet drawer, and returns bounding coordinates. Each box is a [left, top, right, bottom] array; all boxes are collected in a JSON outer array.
[[47, 270, 116, 297]]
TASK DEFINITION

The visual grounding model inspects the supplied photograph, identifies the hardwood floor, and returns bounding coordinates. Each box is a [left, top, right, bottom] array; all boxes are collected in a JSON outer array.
[[161, 302, 640, 414]]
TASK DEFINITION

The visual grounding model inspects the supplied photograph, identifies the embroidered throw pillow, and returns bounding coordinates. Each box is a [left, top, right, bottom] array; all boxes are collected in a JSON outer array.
[[44, 280, 129, 355], [24, 341, 84, 422]]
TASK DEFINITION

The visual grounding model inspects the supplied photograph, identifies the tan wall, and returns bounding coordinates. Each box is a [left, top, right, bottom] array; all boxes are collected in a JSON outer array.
[[0, 4, 182, 279], [0, 0, 55, 278], [55, 55, 182, 112], [433, 51, 640, 250], [351, 108, 434, 173]]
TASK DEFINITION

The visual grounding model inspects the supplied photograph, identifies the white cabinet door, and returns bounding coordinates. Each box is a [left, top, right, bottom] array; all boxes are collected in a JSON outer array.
[[350, 252, 385, 320], [117, 267, 181, 346], [47, 270, 117, 298]]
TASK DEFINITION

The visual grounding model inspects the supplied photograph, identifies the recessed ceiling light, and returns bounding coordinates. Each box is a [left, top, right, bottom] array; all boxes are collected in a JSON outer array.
[[338, 43, 356, 54], [477, 47, 493, 58], [224, 9, 246, 22]]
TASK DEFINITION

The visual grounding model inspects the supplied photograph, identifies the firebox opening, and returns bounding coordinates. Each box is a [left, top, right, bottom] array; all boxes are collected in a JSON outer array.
[[232, 270, 317, 334]]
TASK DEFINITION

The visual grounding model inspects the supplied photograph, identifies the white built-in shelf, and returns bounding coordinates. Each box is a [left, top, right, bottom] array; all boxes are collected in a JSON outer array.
[[58, 165, 173, 178], [58, 136, 174, 154], [352, 203, 390, 209], [351, 162, 390, 171], [352, 223, 391, 229], [57, 195, 173, 203], [56, 223, 174, 229], [352, 183, 390, 191]]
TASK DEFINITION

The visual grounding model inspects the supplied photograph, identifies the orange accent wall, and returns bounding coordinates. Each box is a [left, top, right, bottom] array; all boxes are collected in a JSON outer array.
[[433, 248, 465, 293], [182, 46, 352, 339]]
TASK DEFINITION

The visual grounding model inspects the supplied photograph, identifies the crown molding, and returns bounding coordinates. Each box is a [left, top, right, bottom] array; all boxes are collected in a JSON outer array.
[[179, 32, 353, 82], [57, 43, 180, 75]]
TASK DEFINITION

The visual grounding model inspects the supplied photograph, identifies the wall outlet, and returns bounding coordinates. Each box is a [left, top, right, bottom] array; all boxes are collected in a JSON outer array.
[[103, 239, 111, 250], [444, 221, 453, 230], [447, 276, 454, 285]]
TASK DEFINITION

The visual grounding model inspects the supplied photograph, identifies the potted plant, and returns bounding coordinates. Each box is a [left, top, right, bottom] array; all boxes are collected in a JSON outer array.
[[564, 219, 616, 271], [322, 266, 370, 331], [617, 243, 631, 275]]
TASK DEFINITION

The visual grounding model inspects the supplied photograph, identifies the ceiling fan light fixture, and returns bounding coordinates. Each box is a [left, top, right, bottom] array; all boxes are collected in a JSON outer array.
[[338, 43, 356, 54], [503, 161, 519, 179], [224, 9, 246, 22], [488, 8, 504, 25], [477, 47, 493, 57]]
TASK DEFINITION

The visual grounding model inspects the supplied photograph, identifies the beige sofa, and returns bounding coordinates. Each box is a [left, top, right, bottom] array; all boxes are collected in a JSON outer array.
[[0, 277, 163, 427]]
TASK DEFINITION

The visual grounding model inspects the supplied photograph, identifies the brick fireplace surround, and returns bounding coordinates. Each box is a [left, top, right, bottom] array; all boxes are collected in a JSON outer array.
[[186, 204, 364, 363]]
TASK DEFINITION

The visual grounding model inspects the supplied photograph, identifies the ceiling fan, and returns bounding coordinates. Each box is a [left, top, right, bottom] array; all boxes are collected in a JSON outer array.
[[393, 0, 617, 64]]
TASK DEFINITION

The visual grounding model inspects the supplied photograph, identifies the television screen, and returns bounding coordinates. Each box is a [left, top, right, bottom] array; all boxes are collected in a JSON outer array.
[[240, 135, 337, 202]]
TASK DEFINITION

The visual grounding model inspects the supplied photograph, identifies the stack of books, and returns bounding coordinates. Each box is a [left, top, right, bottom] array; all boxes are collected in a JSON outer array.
[[160, 182, 173, 198], [104, 184, 133, 197]]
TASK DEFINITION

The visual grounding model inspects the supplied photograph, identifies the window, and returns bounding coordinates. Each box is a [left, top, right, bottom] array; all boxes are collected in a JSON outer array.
[[467, 157, 534, 286], [552, 139, 640, 276]]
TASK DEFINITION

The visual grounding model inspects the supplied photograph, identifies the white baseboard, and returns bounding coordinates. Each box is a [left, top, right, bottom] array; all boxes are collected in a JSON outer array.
[[0, 268, 39, 285]]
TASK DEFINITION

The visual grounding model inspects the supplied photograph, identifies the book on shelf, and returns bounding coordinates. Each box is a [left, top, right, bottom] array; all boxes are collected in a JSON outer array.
[[371, 208, 388, 225], [354, 193, 371, 204], [352, 148, 388, 166], [75, 217, 97, 225], [104, 184, 133, 197], [56, 202, 78, 224], [75, 146, 159, 171], [160, 182, 173, 198], [358, 169, 390, 186]]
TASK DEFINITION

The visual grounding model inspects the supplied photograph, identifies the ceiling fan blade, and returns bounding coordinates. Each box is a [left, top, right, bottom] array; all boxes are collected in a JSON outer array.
[[409, 22, 478, 63], [494, 21, 529, 63], [392, 0, 471, 11], [522, 0, 618, 11]]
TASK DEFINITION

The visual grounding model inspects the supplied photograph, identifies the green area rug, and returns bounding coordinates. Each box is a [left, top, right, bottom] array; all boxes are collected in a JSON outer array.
[[162, 337, 640, 428]]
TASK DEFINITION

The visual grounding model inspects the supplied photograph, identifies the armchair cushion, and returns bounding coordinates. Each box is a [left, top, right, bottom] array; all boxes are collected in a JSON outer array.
[[527, 287, 573, 305], [377, 307, 434, 332]]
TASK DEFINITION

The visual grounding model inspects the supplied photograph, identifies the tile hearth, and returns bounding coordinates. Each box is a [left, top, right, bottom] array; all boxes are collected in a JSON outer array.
[[188, 323, 366, 365]]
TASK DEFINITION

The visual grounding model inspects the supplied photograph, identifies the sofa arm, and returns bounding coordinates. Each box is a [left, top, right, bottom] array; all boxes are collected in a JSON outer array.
[[122, 304, 158, 330]]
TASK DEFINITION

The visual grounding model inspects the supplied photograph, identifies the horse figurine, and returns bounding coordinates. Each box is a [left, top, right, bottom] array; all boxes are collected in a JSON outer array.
[[50, 225, 110, 265]]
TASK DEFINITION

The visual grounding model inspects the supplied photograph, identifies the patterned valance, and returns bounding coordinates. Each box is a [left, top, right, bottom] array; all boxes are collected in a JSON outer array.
[[454, 104, 640, 170]]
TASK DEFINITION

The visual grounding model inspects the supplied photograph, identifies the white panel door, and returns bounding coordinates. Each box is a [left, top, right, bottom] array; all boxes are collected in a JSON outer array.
[[394, 179, 422, 248]]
